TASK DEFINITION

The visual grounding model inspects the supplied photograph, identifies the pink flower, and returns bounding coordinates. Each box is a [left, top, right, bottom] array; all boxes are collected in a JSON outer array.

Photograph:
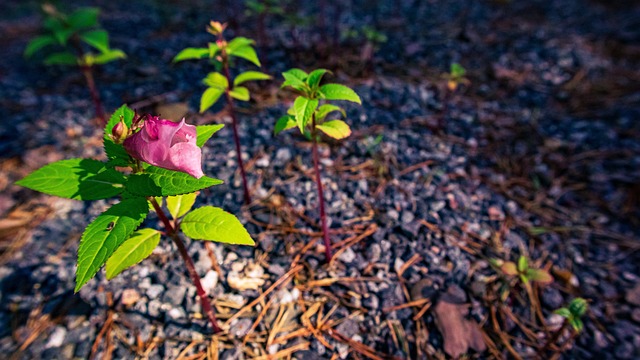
[[124, 116, 204, 178]]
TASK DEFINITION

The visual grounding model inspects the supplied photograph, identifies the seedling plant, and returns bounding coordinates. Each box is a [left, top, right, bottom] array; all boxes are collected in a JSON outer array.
[[436, 62, 469, 132], [275, 68, 361, 261], [25, 4, 126, 125], [174, 21, 271, 205], [16, 105, 254, 333], [543, 298, 588, 355]]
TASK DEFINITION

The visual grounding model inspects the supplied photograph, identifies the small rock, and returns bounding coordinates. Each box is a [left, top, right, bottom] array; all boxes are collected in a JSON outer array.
[[45, 326, 67, 349], [167, 307, 186, 320], [230, 318, 252, 337], [625, 284, 640, 306], [401, 211, 415, 224], [275, 148, 292, 163], [339, 247, 356, 264], [146, 284, 165, 300], [121, 289, 141, 307], [255, 156, 270, 167], [632, 309, 640, 323], [201, 270, 219, 296]]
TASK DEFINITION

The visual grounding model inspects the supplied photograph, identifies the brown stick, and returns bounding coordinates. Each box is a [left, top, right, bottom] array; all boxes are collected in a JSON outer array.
[[148, 198, 222, 333]]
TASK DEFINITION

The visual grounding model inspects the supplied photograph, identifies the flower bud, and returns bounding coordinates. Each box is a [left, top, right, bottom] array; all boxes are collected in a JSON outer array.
[[111, 120, 129, 144], [207, 21, 227, 35]]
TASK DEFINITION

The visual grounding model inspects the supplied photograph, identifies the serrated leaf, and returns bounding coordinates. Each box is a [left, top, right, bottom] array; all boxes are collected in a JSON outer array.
[[44, 52, 77, 66], [181, 206, 254, 245], [25, 35, 57, 58], [234, 71, 271, 86], [319, 84, 361, 104], [316, 120, 351, 139], [75, 197, 149, 291], [52, 28, 74, 46], [227, 37, 255, 52], [293, 97, 318, 133], [202, 72, 228, 89], [306, 69, 330, 89], [92, 49, 126, 65], [568, 298, 588, 317], [173, 47, 209, 62], [200, 87, 225, 113], [230, 86, 250, 101], [105, 228, 160, 279], [80, 30, 109, 53], [315, 104, 345, 121], [282, 68, 308, 89], [570, 318, 584, 333], [103, 141, 131, 167], [16, 159, 126, 200], [166, 192, 198, 219], [105, 104, 135, 139], [229, 45, 260, 67], [196, 124, 224, 147], [126, 166, 222, 197], [554, 308, 572, 318], [274, 115, 296, 135], [68, 8, 99, 29]]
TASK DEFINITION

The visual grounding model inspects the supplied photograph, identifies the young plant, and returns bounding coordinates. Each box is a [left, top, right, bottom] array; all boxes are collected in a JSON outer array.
[[16, 105, 254, 333], [435, 63, 469, 133], [499, 255, 553, 295], [24, 4, 126, 125], [544, 298, 588, 353], [173, 21, 271, 205], [275, 68, 361, 261]]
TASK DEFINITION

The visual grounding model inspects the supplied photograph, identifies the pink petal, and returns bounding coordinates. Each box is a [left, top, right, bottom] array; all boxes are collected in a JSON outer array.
[[169, 142, 204, 178]]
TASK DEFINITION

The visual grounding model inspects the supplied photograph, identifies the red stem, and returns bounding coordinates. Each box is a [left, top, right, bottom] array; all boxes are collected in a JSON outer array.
[[220, 40, 251, 205], [81, 66, 107, 125], [311, 115, 332, 262], [149, 198, 222, 333]]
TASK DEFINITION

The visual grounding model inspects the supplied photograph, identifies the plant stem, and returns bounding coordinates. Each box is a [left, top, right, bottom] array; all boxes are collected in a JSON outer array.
[[81, 65, 107, 125], [148, 198, 222, 333], [311, 114, 332, 262], [220, 41, 251, 205]]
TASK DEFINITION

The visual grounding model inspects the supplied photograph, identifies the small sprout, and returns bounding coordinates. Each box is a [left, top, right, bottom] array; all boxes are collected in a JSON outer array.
[[498, 255, 553, 286], [445, 63, 469, 91], [555, 298, 588, 333]]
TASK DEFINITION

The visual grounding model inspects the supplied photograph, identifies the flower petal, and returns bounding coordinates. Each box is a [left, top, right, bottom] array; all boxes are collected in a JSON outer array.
[[169, 142, 204, 178]]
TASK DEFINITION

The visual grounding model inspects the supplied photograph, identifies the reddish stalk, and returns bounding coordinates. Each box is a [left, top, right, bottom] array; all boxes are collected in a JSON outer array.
[[219, 38, 252, 205], [311, 114, 332, 262], [81, 65, 107, 125], [149, 197, 222, 333]]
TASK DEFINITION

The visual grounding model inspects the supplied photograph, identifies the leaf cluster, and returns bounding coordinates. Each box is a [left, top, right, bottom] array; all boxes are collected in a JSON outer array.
[[554, 298, 588, 332], [25, 5, 126, 67], [173, 29, 271, 113], [17, 105, 253, 293], [275, 68, 361, 140]]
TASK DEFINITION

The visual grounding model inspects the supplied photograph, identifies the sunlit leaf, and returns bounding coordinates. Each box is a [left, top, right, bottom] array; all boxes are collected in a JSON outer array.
[[105, 228, 161, 279]]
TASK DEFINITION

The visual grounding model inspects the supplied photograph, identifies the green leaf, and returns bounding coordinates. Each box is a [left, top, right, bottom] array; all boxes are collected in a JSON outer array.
[[316, 120, 351, 139], [173, 47, 209, 62], [75, 197, 149, 292], [274, 115, 296, 135], [527, 268, 553, 284], [282, 68, 308, 89], [92, 49, 126, 65], [44, 52, 77, 66], [16, 159, 126, 200], [68, 8, 100, 29], [181, 206, 254, 245], [103, 105, 136, 167], [234, 71, 272, 86], [105, 228, 161, 279], [126, 166, 223, 197], [319, 84, 361, 104], [105, 104, 135, 139], [230, 86, 250, 101], [227, 37, 255, 52], [208, 42, 220, 58], [554, 308, 572, 319], [200, 87, 225, 113], [25, 35, 57, 58], [228, 45, 261, 67], [568, 298, 588, 317], [196, 124, 224, 147], [166, 192, 198, 219], [80, 30, 109, 53], [306, 69, 329, 89], [450, 63, 466, 78], [293, 97, 318, 133], [517, 256, 528, 273], [570, 318, 584, 333], [315, 104, 345, 121], [202, 72, 228, 89], [52, 28, 74, 46]]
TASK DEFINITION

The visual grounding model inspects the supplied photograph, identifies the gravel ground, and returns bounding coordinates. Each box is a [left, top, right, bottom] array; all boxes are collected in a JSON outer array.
[[0, 0, 639, 359]]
